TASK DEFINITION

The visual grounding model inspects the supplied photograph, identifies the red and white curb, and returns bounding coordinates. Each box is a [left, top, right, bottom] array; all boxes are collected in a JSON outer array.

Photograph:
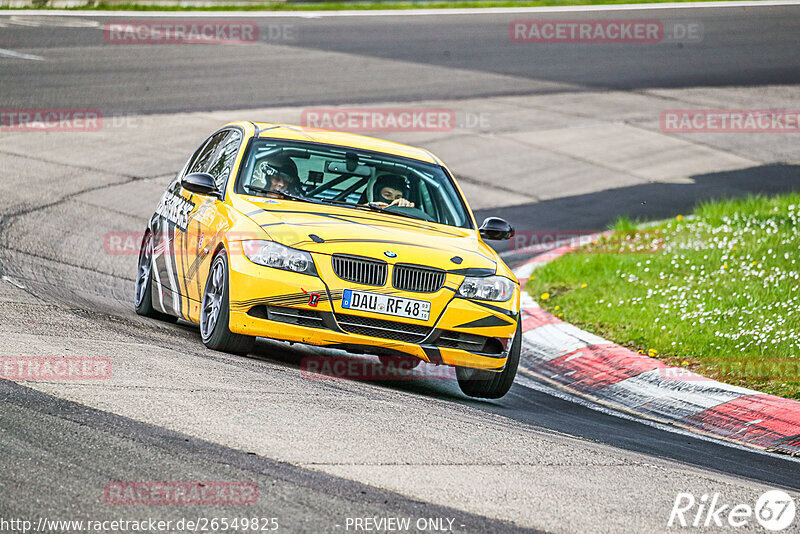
[[512, 240, 800, 456]]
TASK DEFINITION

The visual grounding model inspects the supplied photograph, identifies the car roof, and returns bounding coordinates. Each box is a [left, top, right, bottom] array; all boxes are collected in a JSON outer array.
[[231, 121, 441, 165]]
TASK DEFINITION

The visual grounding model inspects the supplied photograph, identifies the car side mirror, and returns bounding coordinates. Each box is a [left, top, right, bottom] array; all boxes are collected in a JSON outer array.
[[181, 172, 220, 197], [479, 217, 515, 240]]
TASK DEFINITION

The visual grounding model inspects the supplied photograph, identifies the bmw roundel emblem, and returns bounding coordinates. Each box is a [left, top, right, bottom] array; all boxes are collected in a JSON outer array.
[[384, 251, 397, 258]]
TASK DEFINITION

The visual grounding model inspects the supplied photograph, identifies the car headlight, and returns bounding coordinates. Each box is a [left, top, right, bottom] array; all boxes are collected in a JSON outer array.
[[457, 275, 514, 302], [242, 240, 317, 276]]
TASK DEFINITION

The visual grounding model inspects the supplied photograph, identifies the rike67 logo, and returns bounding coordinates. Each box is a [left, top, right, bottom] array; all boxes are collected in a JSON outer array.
[[669, 490, 796, 531]]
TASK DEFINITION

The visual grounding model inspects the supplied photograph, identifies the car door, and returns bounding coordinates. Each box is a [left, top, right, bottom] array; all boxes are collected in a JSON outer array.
[[150, 139, 209, 318], [176, 128, 243, 322]]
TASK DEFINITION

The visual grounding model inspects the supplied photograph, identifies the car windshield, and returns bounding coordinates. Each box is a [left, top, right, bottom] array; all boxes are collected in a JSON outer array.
[[236, 139, 473, 229]]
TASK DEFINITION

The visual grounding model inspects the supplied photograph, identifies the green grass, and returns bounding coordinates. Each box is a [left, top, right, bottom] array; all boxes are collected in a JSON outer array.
[[8, 0, 765, 11], [527, 193, 800, 400], [611, 215, 643, 233]]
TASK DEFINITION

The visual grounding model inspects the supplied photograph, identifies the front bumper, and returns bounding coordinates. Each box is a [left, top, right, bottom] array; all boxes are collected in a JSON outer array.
[[226, 248, 519, 371]]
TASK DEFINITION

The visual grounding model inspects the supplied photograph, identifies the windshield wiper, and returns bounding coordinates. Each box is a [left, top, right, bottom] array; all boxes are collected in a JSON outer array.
[[246, 184, 318, 204], [314, 198, 358, 208], [316, 198, 425, 221]]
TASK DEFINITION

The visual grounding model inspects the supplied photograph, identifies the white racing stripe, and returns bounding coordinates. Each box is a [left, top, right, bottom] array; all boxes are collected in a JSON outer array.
[[519, 291, 537, 308], [522, 322, 610, 363], [512, 261, 539, 282], [594, 368, 757, 420], [0, 0, 798, 17], [0, 47, 44, 61]]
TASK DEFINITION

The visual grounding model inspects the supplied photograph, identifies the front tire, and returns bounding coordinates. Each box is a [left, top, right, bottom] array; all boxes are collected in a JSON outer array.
[[456, 320, 521, 399], [134, 230, 177, 323], [200, 250, 255, 355]]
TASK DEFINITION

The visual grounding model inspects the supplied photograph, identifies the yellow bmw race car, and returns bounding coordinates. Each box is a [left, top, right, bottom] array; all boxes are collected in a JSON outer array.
[[135, 122, 521, 398]]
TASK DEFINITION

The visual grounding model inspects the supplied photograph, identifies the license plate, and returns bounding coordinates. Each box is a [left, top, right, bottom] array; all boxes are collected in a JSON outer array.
[[341, 289, 431, 321]]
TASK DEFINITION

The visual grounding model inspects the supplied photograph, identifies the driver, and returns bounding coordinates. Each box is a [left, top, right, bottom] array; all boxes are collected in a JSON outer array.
[[371, 174, 414, 208], [250, 156, 302, 198]]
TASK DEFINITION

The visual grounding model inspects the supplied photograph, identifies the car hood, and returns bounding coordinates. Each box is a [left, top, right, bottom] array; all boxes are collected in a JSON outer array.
[[234, 196, 498, 273]]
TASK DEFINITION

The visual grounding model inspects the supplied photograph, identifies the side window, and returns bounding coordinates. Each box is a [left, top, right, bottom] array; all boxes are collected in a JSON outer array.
[[206, 130, 242, 190], [182, 140, 208, 180], [186, 129, 242, 192], [189, 131, 227, 176]]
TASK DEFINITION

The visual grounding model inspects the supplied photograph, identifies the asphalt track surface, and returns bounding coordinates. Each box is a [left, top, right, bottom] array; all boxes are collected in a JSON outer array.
[[1, 5, 800, 532], [0, 5, 798, 113]]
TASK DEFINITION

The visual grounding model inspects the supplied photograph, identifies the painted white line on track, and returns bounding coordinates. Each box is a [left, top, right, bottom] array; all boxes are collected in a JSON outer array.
[[0, 0, 798, 17], [8, 14, 100, 27], [0, 47, 44, 60], [2, 276, 27, 289]]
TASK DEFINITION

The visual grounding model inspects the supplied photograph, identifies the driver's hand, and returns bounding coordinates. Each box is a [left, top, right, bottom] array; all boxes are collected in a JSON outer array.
[[389, 198, 414, 207]]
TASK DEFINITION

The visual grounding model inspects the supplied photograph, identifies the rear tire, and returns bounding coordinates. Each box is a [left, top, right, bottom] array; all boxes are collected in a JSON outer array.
[[456, 320, 521, 399], [200, 250, 255, 355], [134, 230, 178, 323]]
